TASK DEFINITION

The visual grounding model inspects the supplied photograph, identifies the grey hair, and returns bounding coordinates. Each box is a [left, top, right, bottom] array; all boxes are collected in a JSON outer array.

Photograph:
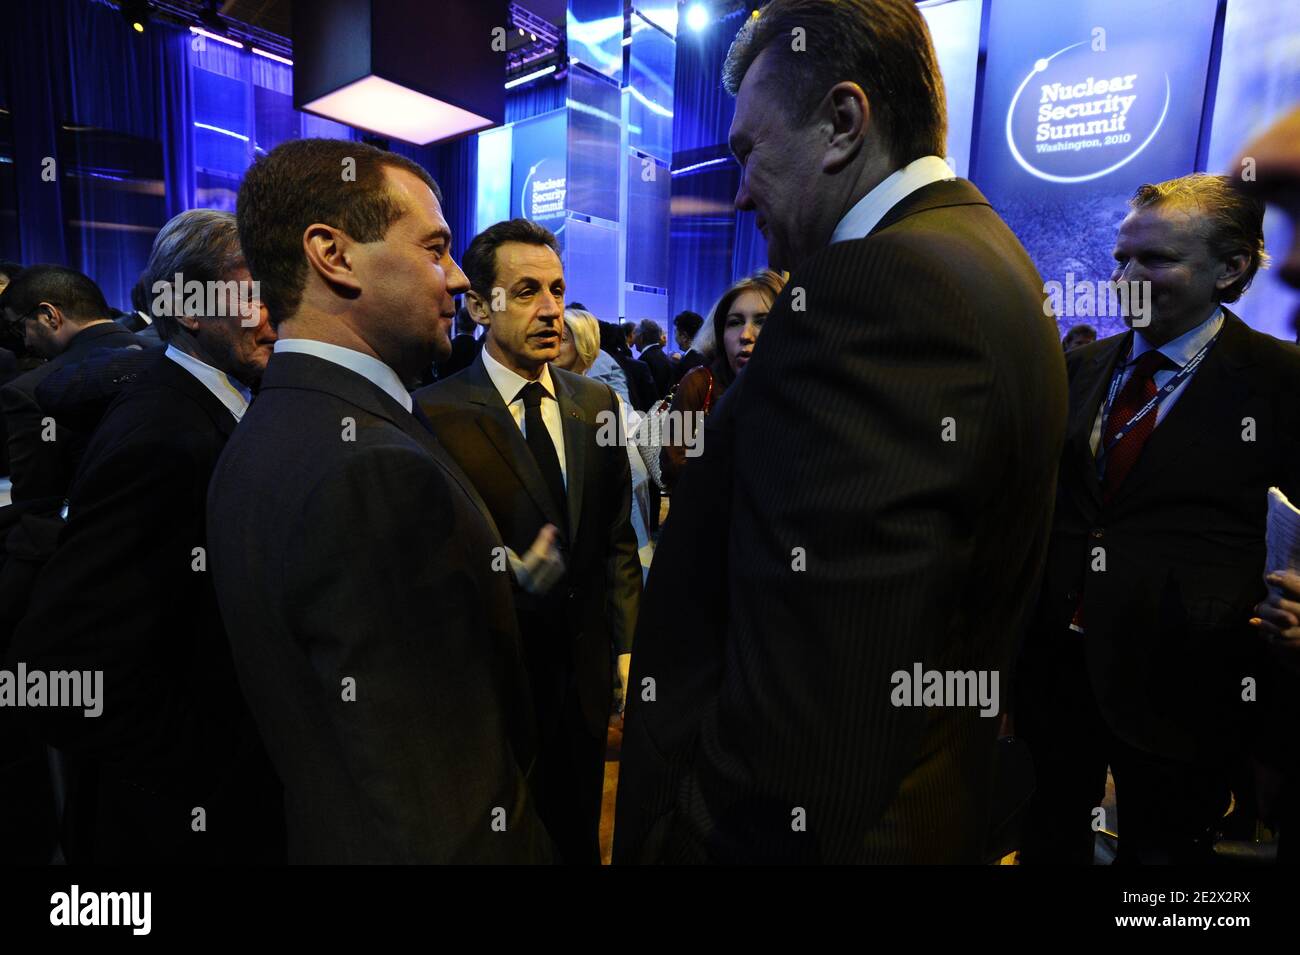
[[141, 209, 245, 341]]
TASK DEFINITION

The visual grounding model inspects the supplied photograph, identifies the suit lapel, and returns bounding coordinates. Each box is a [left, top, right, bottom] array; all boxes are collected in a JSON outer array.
[[1069, 333, 1130, 509], [263, 352, 507, 544], [552, 370, 586, 541], [463, 355, 568, 531]]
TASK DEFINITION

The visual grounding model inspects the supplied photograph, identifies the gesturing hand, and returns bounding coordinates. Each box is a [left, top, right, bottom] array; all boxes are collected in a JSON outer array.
[[508, 524, 565, 595]]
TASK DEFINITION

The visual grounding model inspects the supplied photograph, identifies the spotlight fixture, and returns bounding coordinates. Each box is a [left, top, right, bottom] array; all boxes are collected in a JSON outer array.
[[119, 0, 150, 33], [685, 3, 710, 32]]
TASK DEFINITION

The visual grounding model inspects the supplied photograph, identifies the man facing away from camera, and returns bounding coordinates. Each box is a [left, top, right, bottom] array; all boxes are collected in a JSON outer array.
[[616, 0, 1067, 863]]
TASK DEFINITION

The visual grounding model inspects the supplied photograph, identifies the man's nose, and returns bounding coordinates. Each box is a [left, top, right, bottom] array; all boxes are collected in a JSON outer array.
[[445, 256, 471, 297], [538, 289, 562, 316], [734, 170, 754, 213]]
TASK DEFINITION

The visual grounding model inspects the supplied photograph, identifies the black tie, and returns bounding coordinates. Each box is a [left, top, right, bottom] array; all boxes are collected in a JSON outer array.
[[516, 381, 566, 522]]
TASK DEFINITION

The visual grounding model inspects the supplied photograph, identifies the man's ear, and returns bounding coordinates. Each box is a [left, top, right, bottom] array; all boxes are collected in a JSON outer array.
[[822, 82, 870, 174], [1216, 252, 1251, 295], [465, 290, 492, 328], [303, 223, 362, 296], [176, 312, 202, 335], [36, 302, 65, 333]]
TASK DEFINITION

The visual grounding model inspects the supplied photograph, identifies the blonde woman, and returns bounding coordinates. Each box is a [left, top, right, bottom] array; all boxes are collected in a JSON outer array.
[[557, 309, 655, 578]]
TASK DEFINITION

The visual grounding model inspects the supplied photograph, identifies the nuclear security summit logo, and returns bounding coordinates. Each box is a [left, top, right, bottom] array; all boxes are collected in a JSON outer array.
[[1005, 40, 1171, 183]]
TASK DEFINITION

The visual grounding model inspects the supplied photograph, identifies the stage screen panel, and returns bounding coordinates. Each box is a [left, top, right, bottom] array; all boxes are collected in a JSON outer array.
[[919, 0, 981, 178], [972, 0, 1219, 338], [1206, 0, 1300, 341], [510, 109, 568, 243]]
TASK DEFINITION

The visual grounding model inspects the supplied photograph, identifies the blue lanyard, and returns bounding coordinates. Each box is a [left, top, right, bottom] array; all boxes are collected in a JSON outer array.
[[1095, 329, 1221, 479]]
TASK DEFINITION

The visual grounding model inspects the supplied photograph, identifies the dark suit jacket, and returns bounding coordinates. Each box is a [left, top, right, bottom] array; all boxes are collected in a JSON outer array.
[[615, 177, 1068, 863], [206, 351, 549, 863], [414, 353, 642, 737], [7, 352, 284, 863], [1017, 313, 1300, 768], [674, 348, 706, 386], [436, 333, 483, 381], [0, 321, 144, 508], [638, 343, 673, 398], [612, 351, 657, 412]]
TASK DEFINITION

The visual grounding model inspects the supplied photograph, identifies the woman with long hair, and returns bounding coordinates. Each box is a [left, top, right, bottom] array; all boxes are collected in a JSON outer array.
[[658, 269, 785, 489]]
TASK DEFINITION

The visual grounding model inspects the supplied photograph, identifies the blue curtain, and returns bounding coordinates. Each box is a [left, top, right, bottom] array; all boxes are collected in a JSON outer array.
[[506, 76, 566, 124], [668, 10, 766, 323]]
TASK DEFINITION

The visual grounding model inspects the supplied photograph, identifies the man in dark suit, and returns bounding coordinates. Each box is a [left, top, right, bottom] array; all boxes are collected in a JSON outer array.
[[635, 319, 672, 398], [0, 268, 143, 646], [600, 321, 657, 412], [417, 218, 641, 864], [0, 266, 142, 509], [615, 0, 1067, 863], [672, 310, 706, 385], [206, 139, 550, 863], [1016, 173, 1300, 864], [8, 209, 283, 863]]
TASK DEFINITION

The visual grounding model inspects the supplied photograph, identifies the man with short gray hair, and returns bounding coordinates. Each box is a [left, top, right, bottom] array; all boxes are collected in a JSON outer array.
[[8, 209, 282, 862]]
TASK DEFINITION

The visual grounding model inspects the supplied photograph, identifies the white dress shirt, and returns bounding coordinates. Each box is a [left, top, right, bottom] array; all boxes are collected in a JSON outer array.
[[273, 338, 412, 412], [830, 154, 956, 244], [481, 346, 567, 488], [164, 344, 251, 421], [1088, 308, 1224, 456]]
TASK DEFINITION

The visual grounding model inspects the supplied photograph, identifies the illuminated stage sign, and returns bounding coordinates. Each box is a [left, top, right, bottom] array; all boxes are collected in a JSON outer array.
[[1005, 42, 1171, 183], [972, 0, 1218, 338]]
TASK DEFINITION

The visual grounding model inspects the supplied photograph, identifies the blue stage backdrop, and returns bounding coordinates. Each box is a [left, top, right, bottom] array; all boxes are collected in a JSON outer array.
[[1206, 0, 1300, 341], [972, 0, 1220, 339]]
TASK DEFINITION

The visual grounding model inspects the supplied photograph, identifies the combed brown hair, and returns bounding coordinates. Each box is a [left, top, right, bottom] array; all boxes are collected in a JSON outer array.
[[462, 218, 560, 300], [235, 138, 442, 325], [1130, 173, 1268, 304], [722, 0, 946, 168]]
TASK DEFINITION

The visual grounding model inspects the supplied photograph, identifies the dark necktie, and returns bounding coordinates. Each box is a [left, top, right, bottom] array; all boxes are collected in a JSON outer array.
[[516, 381, 566, 520], [1101, 349, 1172, 501], [1072, 348, 1173, 633]]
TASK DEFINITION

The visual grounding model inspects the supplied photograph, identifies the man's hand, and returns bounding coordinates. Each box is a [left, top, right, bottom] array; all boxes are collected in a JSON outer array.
[[1251, 570, 1300, 675], [508, 524, 565, 595], [1251, 570, 1300, 640]]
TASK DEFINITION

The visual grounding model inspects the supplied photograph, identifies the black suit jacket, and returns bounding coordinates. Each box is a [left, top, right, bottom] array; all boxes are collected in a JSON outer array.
[[414, 353, 641, 737], [674, 348, 706, 386], [638, 343, 673, 398], [1017, 313, 1300, 767], [615, 177, 1068, 863], [435, 333, 483, 381], [0, 321, 144, 508], [8, 352, 284, 863], [612, 351, 657, 412], [206, 351, 550, 863]]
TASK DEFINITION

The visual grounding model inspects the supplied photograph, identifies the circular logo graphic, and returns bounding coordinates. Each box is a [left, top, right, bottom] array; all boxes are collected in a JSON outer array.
[[1005, 41, 1171, 183]]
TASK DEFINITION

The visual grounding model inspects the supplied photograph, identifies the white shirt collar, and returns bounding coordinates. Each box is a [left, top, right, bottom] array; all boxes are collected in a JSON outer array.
[[273, 339, 412, 412], [481, 344, 557, 406], [1132, 307, 1224, 369], [830, 155, 956, 245], [164, 344, 251, 421]]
